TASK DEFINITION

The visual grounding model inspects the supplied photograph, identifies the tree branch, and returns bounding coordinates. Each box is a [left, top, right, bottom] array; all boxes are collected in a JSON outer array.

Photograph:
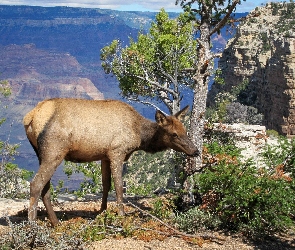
[[134, 72, 177, 98], [126, 96, 168, 115], [210, 0, 240, 36]]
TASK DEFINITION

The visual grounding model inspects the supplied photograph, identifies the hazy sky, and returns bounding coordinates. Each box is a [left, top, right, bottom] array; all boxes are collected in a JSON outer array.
[[0, 0, 282, 13]]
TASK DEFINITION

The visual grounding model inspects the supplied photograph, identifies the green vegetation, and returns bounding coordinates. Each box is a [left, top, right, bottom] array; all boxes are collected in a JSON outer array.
[[101, 9, 197, 114], [0, 80, 33, 199], [207, 78, 264, 125], [262, 136, 295, 178], [271, 2, 295, 37], [0, 202, 178, 248], [173, 130, 295, 237], [175, 207, 221, 233], [197, 154, 294, 235], [266, 129, 279, 138], [0, 219, 85, 249], [63, 161, 103, 197]]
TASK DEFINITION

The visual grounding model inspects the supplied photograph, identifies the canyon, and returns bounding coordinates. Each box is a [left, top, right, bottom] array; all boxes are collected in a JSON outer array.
[[209, 2, 295, 137]]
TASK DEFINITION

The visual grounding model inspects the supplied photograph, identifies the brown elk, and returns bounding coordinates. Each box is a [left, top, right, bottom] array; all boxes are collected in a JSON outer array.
[[23, 98, 198, 226]]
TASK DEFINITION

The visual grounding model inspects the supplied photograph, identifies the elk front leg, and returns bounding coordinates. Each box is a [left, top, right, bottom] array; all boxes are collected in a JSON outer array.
[[99, 160, 111, 213], [110, 157, 125, 216]]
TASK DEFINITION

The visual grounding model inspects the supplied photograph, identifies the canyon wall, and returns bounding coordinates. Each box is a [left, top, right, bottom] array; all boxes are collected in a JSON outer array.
[[209, 3, 295, 136]]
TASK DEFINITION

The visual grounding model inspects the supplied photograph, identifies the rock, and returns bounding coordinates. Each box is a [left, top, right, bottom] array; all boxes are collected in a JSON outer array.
[[209, 2, 295, 136], [153, 187, 168, 195], [0, 198, 30, 217], [210, 123, 277, 164], [56, 194, 78, 203]]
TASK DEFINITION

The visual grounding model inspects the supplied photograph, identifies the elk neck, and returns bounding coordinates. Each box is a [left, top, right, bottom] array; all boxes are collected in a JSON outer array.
[[139, 119, 168, 153]]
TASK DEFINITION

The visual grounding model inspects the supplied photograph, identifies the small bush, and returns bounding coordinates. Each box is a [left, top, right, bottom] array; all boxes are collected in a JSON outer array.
[[199, 161, 294, 235], [151, 196, 176, 220], [225, 102, 264, 125], [266, 129, 279, 138], [261, 136, 295, 180], [225, 102, 247, 123], [124, 150, 176, 195], [0, 218, 86, 249], [0, 162, 32, 199], [195, 137, 295, 236], [245, 106, 264, 125], [0, 80, 33, 199], [175, 207, 221, 233]]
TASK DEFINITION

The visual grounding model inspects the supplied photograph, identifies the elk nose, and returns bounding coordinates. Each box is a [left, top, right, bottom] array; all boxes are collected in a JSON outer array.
[[192, 149, 200, 157], [187, 149, 200, 157]]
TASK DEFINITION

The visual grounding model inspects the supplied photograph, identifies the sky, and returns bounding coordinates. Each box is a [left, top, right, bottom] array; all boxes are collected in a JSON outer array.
[[0, 0, 283, 13]]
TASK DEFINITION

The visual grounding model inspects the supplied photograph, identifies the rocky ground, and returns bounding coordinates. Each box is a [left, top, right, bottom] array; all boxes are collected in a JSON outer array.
[[0, 195, 294, 250]]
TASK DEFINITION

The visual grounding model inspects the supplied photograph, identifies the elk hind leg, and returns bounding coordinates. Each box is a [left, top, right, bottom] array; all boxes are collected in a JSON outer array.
[[28, 159, 62, 224]]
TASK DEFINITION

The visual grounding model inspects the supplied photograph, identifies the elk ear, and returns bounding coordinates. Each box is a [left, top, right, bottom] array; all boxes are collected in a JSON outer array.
[[155, 110, 168, 126], [175, 105, 189, 121]]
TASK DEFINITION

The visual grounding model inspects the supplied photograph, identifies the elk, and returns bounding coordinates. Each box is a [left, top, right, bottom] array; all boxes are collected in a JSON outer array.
[[23, 98, 199, 226]]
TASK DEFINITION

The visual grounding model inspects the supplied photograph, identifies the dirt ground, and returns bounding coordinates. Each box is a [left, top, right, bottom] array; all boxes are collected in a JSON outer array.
[[0, 197, 294, 249]]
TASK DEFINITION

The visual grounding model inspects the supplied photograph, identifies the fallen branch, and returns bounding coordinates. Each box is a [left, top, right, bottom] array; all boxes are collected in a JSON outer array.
[[127, 201, 226, 243], [133, 226, 175, 236]]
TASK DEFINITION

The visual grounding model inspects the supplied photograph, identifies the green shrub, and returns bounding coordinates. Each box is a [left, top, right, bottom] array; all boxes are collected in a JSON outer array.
[[266, 129, 279, 138], [175, 207, 221, 233], [0, 80, 33, 199], [151, 196, 176, 220], [261, 136, 295, 181], [195, 137, 295, 236], [0, 162, 32, 199], [198, 161, 294, 235], [124, 150, 176, 195], [0, 218, 86, 249], [175, 132, 294, 237], [63, 161, 103, 197]]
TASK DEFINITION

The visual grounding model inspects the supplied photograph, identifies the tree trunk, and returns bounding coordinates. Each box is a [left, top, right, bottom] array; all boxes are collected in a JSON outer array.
[[181, 19, 212, 208], [185, 79, 207, 173]]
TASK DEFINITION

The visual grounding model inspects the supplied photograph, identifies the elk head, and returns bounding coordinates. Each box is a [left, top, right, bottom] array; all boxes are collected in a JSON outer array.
[[155, 106, 199, 157]]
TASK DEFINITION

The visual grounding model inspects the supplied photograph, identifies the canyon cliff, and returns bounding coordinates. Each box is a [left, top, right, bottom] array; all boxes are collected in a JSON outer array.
[[0, 5, 160, 173], [209, 3, 295, 136], [0, 44, 104, 102]]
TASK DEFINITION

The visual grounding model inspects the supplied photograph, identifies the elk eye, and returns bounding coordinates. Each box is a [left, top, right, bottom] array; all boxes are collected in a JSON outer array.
[[172, 133, 178, 138]]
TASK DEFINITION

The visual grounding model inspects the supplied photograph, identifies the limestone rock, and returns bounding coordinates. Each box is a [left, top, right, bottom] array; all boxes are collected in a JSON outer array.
[[209, 3, 295, 136]]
